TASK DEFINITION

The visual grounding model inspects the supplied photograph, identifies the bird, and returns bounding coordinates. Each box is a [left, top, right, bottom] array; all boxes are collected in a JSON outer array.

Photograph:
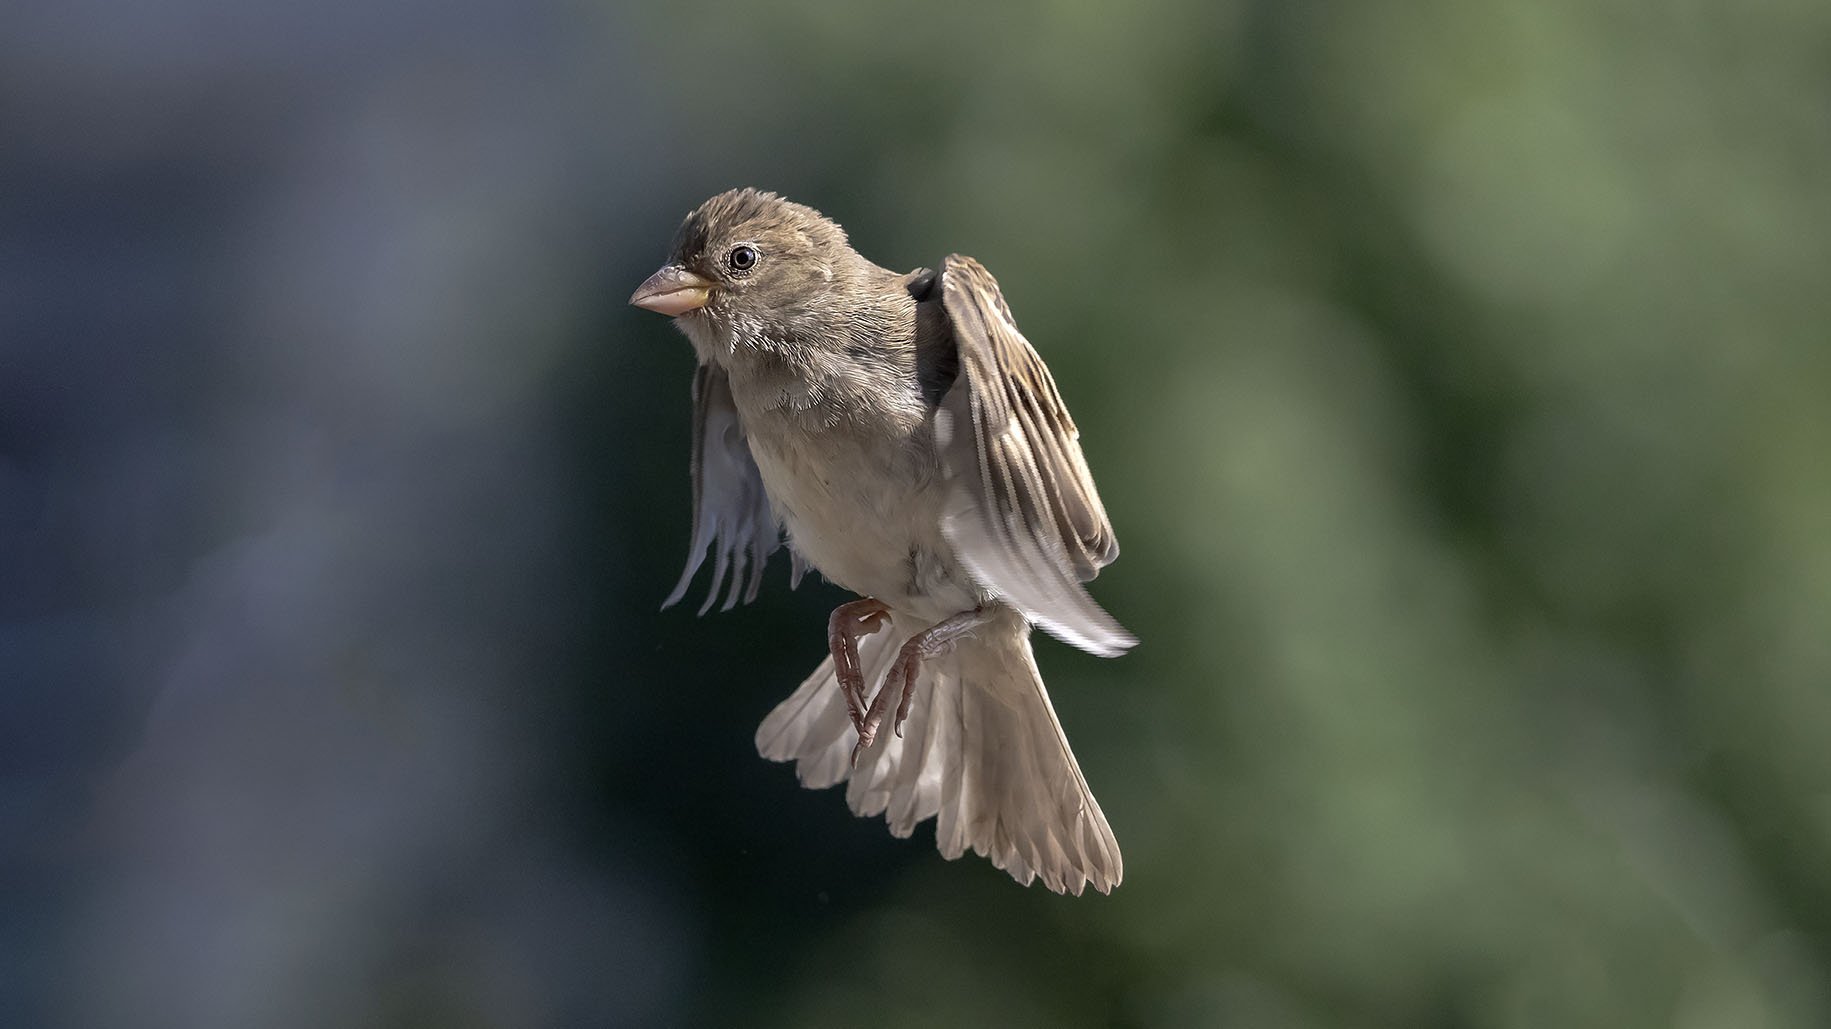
[[629, 188, 1134, 895]]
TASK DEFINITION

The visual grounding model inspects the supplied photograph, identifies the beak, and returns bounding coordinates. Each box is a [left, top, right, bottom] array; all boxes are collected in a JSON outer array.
[[630, 265, 713, 316]]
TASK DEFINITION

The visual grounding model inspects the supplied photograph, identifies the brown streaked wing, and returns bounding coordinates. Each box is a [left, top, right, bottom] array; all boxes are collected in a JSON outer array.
[[934, 255, 1134, 657]]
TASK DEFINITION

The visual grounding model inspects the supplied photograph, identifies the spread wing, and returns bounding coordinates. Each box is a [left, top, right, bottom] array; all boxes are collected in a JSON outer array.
[[663, 362, 805, 614], [933, 255, 1135, 657]]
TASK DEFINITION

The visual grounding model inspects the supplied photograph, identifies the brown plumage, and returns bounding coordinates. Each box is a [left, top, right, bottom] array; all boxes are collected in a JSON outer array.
[[631, 189, 1133, 894]]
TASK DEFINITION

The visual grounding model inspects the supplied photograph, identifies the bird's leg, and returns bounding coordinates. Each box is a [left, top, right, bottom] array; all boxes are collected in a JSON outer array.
[[852, 607, 993, 766], [828, 598, 892, 737]]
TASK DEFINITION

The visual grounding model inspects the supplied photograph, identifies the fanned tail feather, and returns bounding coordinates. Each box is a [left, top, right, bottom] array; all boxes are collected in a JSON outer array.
[[754, 607, 1121, 895]]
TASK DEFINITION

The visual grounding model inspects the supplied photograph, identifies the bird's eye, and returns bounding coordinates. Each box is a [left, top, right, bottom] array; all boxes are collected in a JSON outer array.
[[727, 244, 758, 272]]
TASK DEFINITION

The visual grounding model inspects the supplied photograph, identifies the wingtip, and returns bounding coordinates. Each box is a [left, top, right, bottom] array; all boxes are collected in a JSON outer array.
[[1036, 611, 1138, 658]]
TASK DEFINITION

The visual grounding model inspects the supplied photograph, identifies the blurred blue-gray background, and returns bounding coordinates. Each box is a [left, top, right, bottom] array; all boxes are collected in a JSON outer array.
[[5, 0, 1829, 1025]]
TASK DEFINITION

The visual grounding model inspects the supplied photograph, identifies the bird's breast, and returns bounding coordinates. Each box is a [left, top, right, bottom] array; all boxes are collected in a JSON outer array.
[[739, 405, 977, 620]]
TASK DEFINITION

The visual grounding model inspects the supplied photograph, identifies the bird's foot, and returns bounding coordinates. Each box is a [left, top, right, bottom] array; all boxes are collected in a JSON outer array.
[[827, 598, 891, 737], [852, 607, 991, 766]]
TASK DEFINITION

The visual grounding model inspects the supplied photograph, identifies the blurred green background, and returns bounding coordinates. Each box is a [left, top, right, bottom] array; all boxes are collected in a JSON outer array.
[[5, 0, 1829, 1025]]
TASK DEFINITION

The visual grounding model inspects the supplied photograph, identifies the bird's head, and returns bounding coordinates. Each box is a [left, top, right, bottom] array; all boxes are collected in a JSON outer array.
[[630, 189, 857, 335]]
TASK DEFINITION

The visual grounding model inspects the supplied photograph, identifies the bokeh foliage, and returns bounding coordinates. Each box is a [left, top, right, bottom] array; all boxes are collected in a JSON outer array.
[[4, 0, 1827, 1024]]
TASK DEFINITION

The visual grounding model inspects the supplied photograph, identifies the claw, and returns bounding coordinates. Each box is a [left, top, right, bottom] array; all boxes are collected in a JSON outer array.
[[852, 608, 993, 764], [827, 598, 891, 738]]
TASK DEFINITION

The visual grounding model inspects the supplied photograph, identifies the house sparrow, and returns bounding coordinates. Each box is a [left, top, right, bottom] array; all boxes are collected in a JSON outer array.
[[630, 189, 1134, 895]]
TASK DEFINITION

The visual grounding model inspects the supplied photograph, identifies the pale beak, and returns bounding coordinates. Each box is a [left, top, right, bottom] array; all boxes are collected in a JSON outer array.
[[630, 265, 713, 316]]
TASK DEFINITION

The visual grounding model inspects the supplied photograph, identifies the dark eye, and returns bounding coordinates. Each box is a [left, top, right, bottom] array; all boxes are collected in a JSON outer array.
[[727, 244, 758, 272]]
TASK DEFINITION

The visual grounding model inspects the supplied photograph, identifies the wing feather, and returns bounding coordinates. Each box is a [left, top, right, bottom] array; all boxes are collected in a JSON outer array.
[[935, 256, 1134, 657], [663, 362, 795, 613]]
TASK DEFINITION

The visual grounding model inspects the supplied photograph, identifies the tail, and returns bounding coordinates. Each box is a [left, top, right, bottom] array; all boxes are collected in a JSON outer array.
[[755, 607, 1122, 895]]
